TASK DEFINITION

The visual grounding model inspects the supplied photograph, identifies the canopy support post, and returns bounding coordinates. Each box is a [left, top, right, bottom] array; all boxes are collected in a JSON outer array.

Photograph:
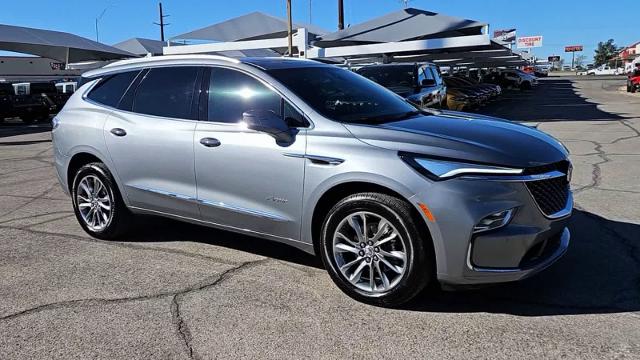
[[65, 47, 70, 70]]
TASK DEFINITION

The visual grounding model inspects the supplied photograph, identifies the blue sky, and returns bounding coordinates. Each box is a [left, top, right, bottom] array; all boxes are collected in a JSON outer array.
[[1, 0, 637, 64]]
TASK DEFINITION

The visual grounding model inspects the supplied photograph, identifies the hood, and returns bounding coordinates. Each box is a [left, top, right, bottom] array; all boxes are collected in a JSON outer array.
[[344, 112, 568, 168]]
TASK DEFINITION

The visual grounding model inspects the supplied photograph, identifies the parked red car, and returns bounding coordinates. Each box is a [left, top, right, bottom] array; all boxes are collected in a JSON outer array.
[[627, 69, 640, 93]]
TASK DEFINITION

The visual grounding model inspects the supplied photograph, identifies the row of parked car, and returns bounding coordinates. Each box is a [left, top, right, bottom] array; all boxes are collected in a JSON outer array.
[[0, 81, 76, 124], [353, 63, 538, 112]]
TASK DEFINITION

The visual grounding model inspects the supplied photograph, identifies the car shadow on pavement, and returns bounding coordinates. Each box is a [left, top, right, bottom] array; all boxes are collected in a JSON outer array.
[[407, 209, 640, 316], [123, 208, 638, 316], [124, 215, 324, 268], [479, 78, 629, 122]]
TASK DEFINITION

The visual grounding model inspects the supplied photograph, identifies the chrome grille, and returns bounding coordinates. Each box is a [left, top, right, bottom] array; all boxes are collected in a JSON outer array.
[[525, 169, 570, 217]]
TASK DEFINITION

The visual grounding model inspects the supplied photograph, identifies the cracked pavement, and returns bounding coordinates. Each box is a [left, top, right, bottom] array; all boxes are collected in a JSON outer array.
[[0, 76, 639, 359]]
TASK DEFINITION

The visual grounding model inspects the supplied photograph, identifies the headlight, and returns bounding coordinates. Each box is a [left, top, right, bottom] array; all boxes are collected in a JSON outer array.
[[401, 155, 523, 180]]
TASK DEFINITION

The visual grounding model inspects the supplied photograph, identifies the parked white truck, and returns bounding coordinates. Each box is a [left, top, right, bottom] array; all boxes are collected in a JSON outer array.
[[587, 65, 624, 75]]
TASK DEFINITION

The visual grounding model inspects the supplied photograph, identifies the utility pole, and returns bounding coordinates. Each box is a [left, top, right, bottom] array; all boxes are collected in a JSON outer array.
[[286, 0, 293, 56], [309, 0, 312, 24], [154, 2, 170, 42], [338, 0, 344, 30]]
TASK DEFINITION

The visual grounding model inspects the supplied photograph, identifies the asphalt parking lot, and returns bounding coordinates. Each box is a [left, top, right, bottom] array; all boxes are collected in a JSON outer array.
[[1, 77, 639, 359]]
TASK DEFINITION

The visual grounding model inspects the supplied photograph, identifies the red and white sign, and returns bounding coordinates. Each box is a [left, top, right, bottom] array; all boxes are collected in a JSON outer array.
[[517, 36, 543, 49], [564, 45, 583, 52]]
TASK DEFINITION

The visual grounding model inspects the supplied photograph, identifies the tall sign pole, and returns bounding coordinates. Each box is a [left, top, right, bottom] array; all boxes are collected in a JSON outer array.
[[338, 0, 345, 30], [286, 0, 293, 57]]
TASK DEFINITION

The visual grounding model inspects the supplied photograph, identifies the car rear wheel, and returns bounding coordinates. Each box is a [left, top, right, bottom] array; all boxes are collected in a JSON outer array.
[[71, 162, 131, 240], [320, 193, 433, 307]]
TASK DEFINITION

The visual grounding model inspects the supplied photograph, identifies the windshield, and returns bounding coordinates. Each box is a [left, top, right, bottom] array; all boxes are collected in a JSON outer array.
[[356, 66, 416, 88], [267, 66, 420, 124]]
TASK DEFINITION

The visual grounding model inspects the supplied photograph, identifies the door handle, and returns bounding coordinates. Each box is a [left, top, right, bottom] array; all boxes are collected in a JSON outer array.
[[200, 137, 221, 147], [110, 128, 127, 137]]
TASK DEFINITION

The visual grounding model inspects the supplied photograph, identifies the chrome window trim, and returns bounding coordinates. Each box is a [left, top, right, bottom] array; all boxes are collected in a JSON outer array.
[[82, 63, 314, 129]]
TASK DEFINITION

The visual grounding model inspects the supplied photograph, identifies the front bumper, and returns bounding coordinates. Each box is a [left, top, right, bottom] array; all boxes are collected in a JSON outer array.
[[411, 175, 572, 286]]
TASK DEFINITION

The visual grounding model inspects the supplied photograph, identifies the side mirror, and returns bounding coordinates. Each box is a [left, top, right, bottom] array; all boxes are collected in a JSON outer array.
[[421, 79, 436, 87], [243, 109, 294, 144]]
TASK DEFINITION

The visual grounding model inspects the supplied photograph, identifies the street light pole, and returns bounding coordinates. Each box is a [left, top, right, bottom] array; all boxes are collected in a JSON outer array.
[[286, 0, 293, 57], [95, 6, 111, 43]]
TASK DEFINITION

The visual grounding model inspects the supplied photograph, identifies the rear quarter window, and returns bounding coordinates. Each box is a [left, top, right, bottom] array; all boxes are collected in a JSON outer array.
[[87, 71, 140, 108]]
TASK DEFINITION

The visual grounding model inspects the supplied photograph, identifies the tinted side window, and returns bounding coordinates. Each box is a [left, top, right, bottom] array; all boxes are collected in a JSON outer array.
[[87, 71, 139, 108], [208, 68, 281, 123], [133, 67, 199, 119], [284, 102, 307, 127], [418, 67, 435, 83]]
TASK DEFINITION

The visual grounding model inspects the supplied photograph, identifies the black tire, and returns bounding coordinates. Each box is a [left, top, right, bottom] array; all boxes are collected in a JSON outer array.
[[71, 162, 131, 240], [632, 86, 637, 94], [319, 192, 434, 307]]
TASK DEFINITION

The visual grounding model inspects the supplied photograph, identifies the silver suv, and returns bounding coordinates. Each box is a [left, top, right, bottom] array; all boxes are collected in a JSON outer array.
[[52, 55, 572, 306]]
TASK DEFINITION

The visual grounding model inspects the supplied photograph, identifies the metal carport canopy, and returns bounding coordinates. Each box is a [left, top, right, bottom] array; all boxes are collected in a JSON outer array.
[[306, 8, 493, 60], [0, 23, 136, 63], [113, 37, 170, 56], [314, 8, 486, 47], [171, 11, 327, 42]]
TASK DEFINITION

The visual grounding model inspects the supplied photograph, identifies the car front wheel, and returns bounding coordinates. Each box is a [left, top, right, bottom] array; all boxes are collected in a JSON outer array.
[[320, 193, 433, 307], [71, 162, 131, 240]]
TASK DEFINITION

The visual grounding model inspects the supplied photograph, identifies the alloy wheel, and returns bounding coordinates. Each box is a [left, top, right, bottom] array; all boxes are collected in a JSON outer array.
[[76, 174, 112, 232], [332, 211, 407, 293]]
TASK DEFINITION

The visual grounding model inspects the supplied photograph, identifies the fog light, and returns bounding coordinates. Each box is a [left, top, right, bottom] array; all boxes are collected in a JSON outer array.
[[473, 209, 515, 233]]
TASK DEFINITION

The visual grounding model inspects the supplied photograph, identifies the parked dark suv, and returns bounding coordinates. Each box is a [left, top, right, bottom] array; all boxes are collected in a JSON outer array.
[[356, 63, 447, 109]]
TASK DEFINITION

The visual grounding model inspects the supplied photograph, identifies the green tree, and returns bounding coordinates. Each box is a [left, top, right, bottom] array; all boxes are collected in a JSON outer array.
[[593, 39, 619, 66]]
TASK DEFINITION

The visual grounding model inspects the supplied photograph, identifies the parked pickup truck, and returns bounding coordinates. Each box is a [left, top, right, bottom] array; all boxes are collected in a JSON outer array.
[[14, 82, 71, 112], [587, 65, 624, 76], [0, 82, 50, 123], [355, 63, 447, 109]]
